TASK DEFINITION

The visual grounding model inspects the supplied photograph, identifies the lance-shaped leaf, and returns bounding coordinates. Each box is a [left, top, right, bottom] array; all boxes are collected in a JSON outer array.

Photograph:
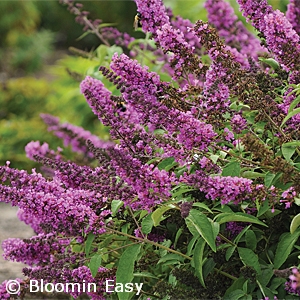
[[116, 243, 141, 300], [186, 209, 216, 252]]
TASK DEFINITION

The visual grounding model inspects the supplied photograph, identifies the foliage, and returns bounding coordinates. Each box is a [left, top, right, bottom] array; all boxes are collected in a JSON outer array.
[[0, 55, 110, 170], [1, 0, 300, 300], [0, 1, 55, 76]]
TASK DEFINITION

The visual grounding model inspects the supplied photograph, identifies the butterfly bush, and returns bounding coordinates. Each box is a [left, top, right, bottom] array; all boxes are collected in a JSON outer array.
[[1, 0, 300, 299]]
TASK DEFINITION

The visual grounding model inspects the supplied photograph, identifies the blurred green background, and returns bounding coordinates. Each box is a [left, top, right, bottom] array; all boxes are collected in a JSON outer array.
[[0, 0, 291, 170]]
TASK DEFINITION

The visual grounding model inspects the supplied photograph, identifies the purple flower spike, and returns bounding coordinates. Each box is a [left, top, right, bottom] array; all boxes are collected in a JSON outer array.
[[264, 10, 300, 71], [236, 0, 273, 32], [286, 0, 300, 35], [205, 0, 266, 58], [134, 0, 170, 35]]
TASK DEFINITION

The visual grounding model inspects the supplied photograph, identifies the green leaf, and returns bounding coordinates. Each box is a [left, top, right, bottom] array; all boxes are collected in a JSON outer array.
[[89, 254, 102, 278], [174, 227, 183, 248], [256, 280, 275, 299], [264, 172, 276, 188], [258, 57, 279, 70], [225, 289, 246, 300], [98, 22, 118, 28], [288, 94, 300, 113], [76, 30, 91, 41], [96, 44, 108, 62], [242, 280, 248, 293], [72, 244, 83, 253], [202, 257, 216, 279], [215, 212, 267, 227], [238, 247, 261, 274], [282, 141, 300, 162], [153, 129, 166, 135], [186, 219, 200, 237], [171, 185, 197, 197], [192, 202, 213, 213], [116, 244, 141, 300], [290, 213, 300, 234], [226, 245, 236, 261], [152, 204, 175, 226], [274, 229, 300, 268], [256, 199, 270, 217], [281, 107, 300, 128], [98, 235, 115, 249], [133, 272, 158, 279], [138, 210, 149, 220], [157, 157, 177, 171], [242, 171, 265, 179], [192, 237, 206, 287], [186, 236, 198, 256], [212, 221, 220, 241], [224, 277, 246, 298], [257, 265, 274, 287], [141, 213, 153, 234], [210, 154, 219, 164], [111, 200, 124, 216], [245, 230, 257, 251], [222, 161, 241, 177], [186, 209, 216, 252], [85, 233, 95, 257], [158, 253, 185, 264], [233, 225, 252, 244], [107, 45, 123, 57]]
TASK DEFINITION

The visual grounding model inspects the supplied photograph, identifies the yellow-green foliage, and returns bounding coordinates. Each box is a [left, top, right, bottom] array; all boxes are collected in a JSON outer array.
[[0, 54, 112, 171]]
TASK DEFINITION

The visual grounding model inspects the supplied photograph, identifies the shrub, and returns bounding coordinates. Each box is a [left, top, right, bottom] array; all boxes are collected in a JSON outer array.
[[1, 0, 300, 299]]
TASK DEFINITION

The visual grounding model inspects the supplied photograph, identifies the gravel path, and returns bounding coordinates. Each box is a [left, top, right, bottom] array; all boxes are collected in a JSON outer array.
[[0, 202, 34, 284]]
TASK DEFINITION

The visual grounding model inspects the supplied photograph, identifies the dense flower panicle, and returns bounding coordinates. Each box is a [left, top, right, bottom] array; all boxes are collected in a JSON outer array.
[[80, 75, 179, 159], [171, 16, 201, 49], [180, 201, 193, 218], [193, 21, 246, 121], [289, 268, 300, 290], [202, 62, 231, 114], [25, 141, 51, 160], [40, 113, 114, 158], [40, 153, 136, 207], [101, 27, 134, 48], [280, 187, 297, 209], [0, 278, 23, 299], [185, 170, 253, 205], [264, 10, 300, 71], [236, 0, 273, 32], [225, 221, 245, 239], [205, 0, 265, 58], [134, 0, 170, 35], [110, 53, 217, 152], [285, 278, 300, 296], [80, 75, 141, 143], [286, 0, 300, 35], [69, 266, 114, 299], [0, 166, 107, 235], [230, 114, 247, 133], [17, 209, 43, 233], [136, 0, 204, 79], [156, 23, 198, 78], [106, 146, 174, 210], [80, 76, 116, 127], [2, 234, 68, 266], [22, 265, 114, 299]]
